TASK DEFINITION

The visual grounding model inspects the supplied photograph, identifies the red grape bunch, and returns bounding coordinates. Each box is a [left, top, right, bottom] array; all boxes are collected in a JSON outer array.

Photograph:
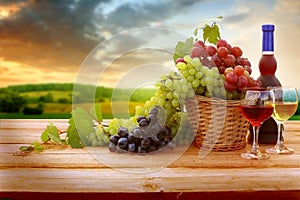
[[177, 39, 261, 100]]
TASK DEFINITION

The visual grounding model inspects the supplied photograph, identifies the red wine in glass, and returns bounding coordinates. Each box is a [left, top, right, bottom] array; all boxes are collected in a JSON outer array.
[[240, 105, 274, 126], [239, 88, 274, 160]]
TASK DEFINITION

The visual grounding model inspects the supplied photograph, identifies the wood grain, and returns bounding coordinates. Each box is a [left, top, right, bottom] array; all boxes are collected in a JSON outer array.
[[1, 119, 300, 199]]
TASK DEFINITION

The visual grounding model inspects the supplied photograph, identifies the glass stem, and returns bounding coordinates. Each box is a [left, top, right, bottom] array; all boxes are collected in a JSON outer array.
[[251, 125, 260, 154], [276, 122, 284, 148]]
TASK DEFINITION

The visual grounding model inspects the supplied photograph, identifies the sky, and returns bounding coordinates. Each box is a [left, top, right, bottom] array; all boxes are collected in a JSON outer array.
[[0, 0, 300, 89]]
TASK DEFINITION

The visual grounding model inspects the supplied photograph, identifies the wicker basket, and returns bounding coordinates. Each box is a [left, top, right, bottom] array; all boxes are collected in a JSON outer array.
[[185, 95, 250, 152]]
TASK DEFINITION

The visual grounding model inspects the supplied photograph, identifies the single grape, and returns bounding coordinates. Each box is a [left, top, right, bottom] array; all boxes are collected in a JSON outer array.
[[211, 54, 222, 67], [217, 47, 228, 59], [118, 127, 129, 138], [166, 91, 173, 99], [227, 43, 232, 52], [191, 46, 202, 58], [132, 127, 142, 138], [127, 143, 136, 152], [195, 71, 203, 79], [183, 55, 192, 63], [176, 62, 187, 70], [234, 65, 245, 76], [244, 65, 252, 75], [237, 75, 248, 91], [194, 40, 205, 48], [242, 59, 251, 67], [224, 81, 237, 92], [171, 98, 179, 108], [109, 135, 119, 144], [225, 72, 238, 84], [224, 67, 234, 75], [188, 68, 196, 75], [231, 46, 243, 58], [175, 57, 185, 64], [223, 54, 235, 67], [218, 66, 226, 74], [181, 69, 189, 78], [243, 70, 250, 78], [117, 137, 128, 149], [217, 39, 228, 48], [206, 45, 217, 56], [191, 57, 201, 66], [139, 118, 149, 127], [192, 79, 200, 88], [187, 75, 194, 82], [141, 138, 151, 149], [236, 57, 243, 65], [137, 116, 147, 123], [165, 79, 173, 88], [108, 142, 117, 152]]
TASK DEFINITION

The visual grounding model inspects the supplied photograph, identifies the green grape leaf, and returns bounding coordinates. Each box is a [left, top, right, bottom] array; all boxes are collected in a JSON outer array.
[[41, 128, 49, 142], [72, 107, 95, 136], [67, 107, 95, 148], [33, 141, 43, 152], [41, 123, 62, 144], [173, 37, 194, 62], [89, 104, 103, 122], [203, 24, 221, 45], [66, 117, 83, 148]]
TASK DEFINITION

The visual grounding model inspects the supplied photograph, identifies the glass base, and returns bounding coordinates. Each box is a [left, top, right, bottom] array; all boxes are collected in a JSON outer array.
[[241, 151, 270, 160], [265, 145, 294, 154]]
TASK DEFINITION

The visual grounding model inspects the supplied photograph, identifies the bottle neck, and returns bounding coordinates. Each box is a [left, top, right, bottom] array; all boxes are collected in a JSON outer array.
[[262, 29, 274, 52]]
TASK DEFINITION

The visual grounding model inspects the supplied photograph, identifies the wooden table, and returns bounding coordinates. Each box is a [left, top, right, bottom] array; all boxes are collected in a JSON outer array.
[[1, 119, 300, 200]]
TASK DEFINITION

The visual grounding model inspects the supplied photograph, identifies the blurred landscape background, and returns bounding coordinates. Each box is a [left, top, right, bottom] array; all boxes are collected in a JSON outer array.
[[0, 83, 155, 119], [1, 83, 299, 119]]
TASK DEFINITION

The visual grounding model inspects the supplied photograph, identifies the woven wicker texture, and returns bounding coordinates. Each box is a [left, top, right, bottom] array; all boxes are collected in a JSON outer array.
[[185, 95, 250, 152]]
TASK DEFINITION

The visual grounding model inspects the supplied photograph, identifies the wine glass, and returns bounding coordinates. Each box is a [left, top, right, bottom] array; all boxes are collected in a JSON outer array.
[[239, 88, 274, 160], [266, 86, 298, 154]]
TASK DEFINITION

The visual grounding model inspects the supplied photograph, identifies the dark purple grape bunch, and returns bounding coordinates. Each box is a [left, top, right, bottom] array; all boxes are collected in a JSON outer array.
[[108, 106, 174, 154]]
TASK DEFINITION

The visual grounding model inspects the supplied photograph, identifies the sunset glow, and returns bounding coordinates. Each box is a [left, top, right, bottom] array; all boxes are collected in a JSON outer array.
[[0, 0, 299, 88]]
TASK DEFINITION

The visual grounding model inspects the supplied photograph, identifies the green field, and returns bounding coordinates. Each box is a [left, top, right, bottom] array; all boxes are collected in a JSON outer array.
[[0, 83, 155, 119]]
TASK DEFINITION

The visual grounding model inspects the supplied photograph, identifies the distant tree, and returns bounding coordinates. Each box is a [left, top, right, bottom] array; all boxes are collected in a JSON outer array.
[[0, 89, 27, 112], [39, 92, 54, 102], [57, 97, 69, 104], [23, 103, 44, 115]]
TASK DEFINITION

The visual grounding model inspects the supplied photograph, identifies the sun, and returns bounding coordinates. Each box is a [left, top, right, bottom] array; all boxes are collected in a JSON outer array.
[[0, 3, 25, 19]]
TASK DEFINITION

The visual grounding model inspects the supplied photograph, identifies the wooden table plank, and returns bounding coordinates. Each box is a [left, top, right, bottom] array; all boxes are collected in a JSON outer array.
[[1, 119, 300, 198], [1, 168, 300, 193], [1, 144, 300, 169]]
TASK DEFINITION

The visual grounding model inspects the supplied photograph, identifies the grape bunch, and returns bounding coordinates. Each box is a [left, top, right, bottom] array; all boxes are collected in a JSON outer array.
[[135, 71, 194, 140], [176, 55, 226, 99], [108, 106, 176, 154], [175, 39, 261, 100], [85, 117, 137, 147], [104, 117, 137, 136]]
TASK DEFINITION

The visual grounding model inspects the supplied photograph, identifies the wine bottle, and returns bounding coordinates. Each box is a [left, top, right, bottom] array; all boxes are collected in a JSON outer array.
[[248, 24, 281, 144]]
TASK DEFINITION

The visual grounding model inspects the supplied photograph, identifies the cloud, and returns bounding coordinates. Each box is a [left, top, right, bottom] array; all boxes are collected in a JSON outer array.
[[0, 0, 106, 72], [0, 0, 201, 87]]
